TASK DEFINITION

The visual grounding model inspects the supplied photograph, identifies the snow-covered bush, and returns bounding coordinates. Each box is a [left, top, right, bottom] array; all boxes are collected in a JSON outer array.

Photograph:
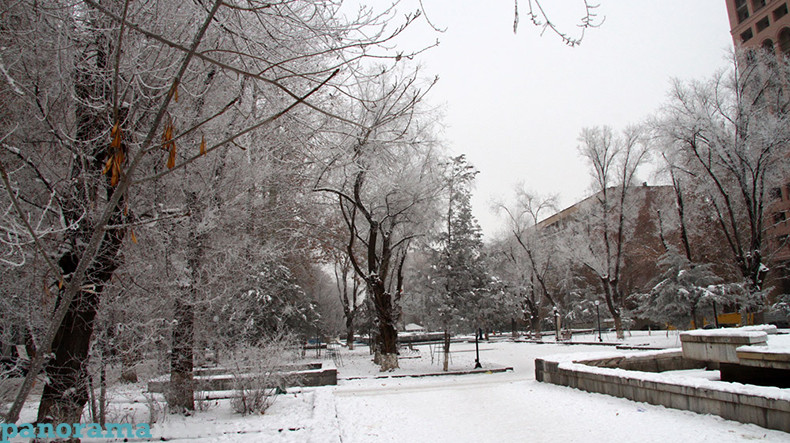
[[143, 393, 165, 425], [228, 333, 301, 415], [770, 295, 790, 327], [631, 249, 721, 328]]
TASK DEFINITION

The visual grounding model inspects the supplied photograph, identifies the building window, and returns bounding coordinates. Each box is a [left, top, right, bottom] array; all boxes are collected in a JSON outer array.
[[752, 0, 767, 11], [771, 187, 782, 200], [756, 16, 770, 33], [741, 28, 754, 42], [774, 211, 786, 224], [736, 0, 750, 22], [780, 28, 790, 56], [763, 39, 775, 51], [775, 3, 789, 20]]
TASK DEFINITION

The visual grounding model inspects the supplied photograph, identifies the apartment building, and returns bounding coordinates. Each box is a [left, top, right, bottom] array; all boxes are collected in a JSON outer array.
[[726, 0, 790, 54], [726, 1, 790, 299]]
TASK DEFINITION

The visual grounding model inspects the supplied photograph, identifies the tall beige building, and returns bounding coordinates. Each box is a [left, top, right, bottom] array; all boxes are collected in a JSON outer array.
[[726, 0, 790, 54], [725, 1, 790, 297]]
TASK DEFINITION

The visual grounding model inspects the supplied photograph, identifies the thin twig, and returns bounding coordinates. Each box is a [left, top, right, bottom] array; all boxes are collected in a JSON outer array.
[[0, 131, 64, 285]]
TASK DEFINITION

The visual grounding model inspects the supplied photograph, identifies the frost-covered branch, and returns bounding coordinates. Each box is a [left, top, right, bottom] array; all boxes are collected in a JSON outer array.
[[514, 0, 603, 46]]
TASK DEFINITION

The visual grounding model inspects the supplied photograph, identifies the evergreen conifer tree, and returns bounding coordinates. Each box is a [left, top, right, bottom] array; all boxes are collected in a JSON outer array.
[[424, 155, 488, 371]]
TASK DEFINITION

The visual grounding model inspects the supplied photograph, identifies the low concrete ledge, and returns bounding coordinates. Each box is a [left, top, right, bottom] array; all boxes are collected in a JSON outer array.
[[535, 351, 790, 433], [576, 350, 706, 373], [737, 346, 790, 370], [399, 332, 446, 343], [148, 361, 336, 393], [680, 330, 768, 364], [679, 326, 790, 385], [340, 366, 513, 381], [192, 362, 323, 377]]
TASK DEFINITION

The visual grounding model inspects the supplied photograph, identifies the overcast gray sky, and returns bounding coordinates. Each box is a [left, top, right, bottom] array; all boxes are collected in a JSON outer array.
[[368, 0, 734, 239]]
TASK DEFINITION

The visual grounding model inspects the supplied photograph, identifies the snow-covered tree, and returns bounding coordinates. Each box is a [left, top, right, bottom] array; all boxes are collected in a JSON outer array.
[[333, 253, 365, 350], [653, 49, 790, 318], [419, 155, 488, 370], [315, 69, 444, 371], [632, 249, 722, 329], [494, 189, 574, 337], [0, 0, 430, 423], [571, 125, 650, 339]]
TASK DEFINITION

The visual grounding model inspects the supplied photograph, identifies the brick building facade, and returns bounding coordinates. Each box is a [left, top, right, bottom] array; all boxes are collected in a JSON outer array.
[[726, 1, 790, 299]]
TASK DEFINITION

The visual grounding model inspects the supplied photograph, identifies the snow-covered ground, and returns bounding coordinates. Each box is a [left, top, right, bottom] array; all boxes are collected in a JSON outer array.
[[7, 330, 790, 442]]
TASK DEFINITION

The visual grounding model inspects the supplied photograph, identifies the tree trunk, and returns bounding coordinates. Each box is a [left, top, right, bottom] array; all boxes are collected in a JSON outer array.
[[525, 290, 542, 339], [370, 279, 399, 371], [335, 258, 357, 351], [117, 324, 139, 383], [120, 355, 138, 383], [368, 321, 378, 357], [36, 15, 127, 424], [345, 314, 355, 351], [169, 297, 194, 413], [612, 314, 624, 340], [37, 225, 125, 424], [554, 310, 561, 340], [99, 354, 107, 427], [442, 329, 450, 372], [378, 320, 398, 371], [528, 313, 542, 340], [169, 192, 203, 413], [36, 289, 98, 425], [603, 279, 625, 340], [379, 353, 398, 372], [691, 305, 701, 330]]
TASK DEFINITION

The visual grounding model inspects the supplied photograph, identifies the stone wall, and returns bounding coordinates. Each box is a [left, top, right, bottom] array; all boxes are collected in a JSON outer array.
[[680, 329, 768, 365], [148, 361, 337, 393], [535, 353, 790, 433], [577, 350, 706, 373]]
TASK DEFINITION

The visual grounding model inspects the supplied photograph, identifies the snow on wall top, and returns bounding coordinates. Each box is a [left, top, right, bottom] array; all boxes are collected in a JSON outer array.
[[736, 345, 790, 355], [738, 333, 790, 355], [738, 325, 778, 334], [555, 360, 790, 402], [543, 348, 682, 364], [679, 325, 774, 339], [540, 347, 790, 402]]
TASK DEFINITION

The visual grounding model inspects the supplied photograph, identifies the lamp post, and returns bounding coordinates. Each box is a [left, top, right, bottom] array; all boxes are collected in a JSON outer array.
[[553, 306, 560, 341], [474, 327, 482, 369], [595, 300, 602, 342]]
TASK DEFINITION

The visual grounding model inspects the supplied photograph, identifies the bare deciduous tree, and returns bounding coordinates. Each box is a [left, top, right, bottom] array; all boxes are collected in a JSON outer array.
[[494, 190, 563, 337], [572, 125, 649, 339], [512, 0, 603, 45], [1, 0, 427, 424], [315, 69, 443, 371], [654, 49, 790, 317]]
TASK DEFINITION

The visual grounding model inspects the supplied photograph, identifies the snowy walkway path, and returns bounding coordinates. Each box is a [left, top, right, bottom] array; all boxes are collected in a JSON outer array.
[[332, 371, 785, 442], [10, 332, 786, 442], [319, 337, 786, 442]]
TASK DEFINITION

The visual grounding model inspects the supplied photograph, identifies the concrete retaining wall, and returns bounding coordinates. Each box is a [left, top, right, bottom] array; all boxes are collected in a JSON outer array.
[[578, 350, 706, 373], [535, 353, 790, 433], [148, 361, 336, 393], [737, 347, 790, 370], [680, 330, 767, 364], [679, 326, 789, 386], [192, 362, 324, 377]]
